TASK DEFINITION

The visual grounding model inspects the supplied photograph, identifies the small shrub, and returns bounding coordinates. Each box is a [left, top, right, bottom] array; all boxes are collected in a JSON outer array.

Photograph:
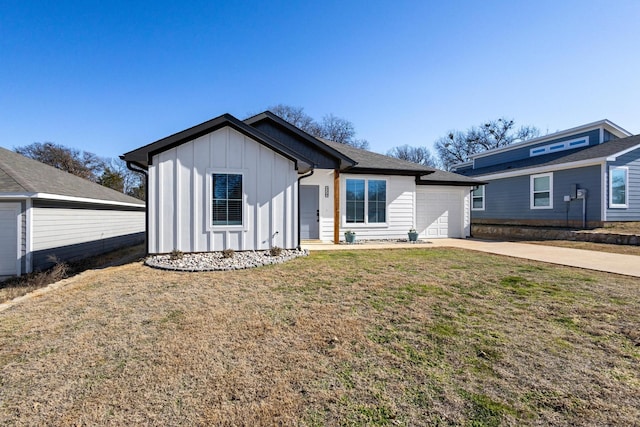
[[270, 246, 283, 257], [170, 249, 184, 260], [222, 248, 235, 258]]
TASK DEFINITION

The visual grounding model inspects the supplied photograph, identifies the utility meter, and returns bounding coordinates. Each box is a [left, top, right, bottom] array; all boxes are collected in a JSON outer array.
[[576, 189, 587, 199]]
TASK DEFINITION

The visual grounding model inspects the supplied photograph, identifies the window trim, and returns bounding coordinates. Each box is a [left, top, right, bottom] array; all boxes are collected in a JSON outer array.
[[530, 172, 553, 210], [343, 177, 388, 227], [471, 185, 485, 211], [206, 169, 246, 231], [609, 166, 629, 209]]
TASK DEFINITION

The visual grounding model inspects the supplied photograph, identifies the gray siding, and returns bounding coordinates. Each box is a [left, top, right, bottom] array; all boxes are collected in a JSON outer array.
[[605, 149, 640, 221], [474, 165, 602, 225], [474, 130, 601, 169]]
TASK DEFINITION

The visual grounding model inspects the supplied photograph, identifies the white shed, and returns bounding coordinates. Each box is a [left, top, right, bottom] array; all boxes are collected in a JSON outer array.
[[0, 147, 145, 279]]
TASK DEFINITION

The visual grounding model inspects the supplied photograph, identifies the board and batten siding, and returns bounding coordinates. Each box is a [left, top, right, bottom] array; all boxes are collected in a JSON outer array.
[[339, 174, 415, 240], [606, 150, 640, 221], [473, 165, 602, 224], [148, 127, 299, 253], [31, 204, 145, 270]]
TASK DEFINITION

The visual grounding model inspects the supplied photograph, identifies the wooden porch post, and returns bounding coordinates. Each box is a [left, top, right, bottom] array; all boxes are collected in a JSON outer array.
[[334, 169, 340, 244]]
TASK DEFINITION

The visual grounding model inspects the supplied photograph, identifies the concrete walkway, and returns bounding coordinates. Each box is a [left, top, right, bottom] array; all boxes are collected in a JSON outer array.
[[301, 239, 640, 278]]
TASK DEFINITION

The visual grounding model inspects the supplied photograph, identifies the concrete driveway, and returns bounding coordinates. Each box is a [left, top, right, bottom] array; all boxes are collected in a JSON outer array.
[[302, 239, 640, 278]]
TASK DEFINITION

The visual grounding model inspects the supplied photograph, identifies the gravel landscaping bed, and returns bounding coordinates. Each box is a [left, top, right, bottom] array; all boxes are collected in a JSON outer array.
[[145, 248, 308, 271]]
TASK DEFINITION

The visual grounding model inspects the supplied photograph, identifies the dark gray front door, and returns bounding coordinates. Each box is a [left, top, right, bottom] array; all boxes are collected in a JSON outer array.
[[300, 185, 319, 239]]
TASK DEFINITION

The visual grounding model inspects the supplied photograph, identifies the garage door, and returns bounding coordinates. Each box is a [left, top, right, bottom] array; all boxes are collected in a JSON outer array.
[[417, 187, 463, 238], [0, 203, 19, 277]]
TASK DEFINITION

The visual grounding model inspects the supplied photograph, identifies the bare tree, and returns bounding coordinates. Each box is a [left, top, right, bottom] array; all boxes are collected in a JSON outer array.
[[98, 158, 145, 199], [387, 145, 438, 167], [15, 142, 105, 181], [267, 104, 320, 135], [266, 104, 369, 149], [435, 118, 540, 170]]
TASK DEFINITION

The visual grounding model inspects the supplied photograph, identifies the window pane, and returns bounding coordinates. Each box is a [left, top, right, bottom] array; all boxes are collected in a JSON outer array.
[[534, 176, 550, 191], [612, 169, 626, 205], [212, 200, 228, 225], [227, 200, 242, 225], [472, 198, 483, 209], [347, 179, 365, 201], [368, 180, 386, 202], [227, 174, 242, 199], [212, 173, 243, 226], [533, 192, 550, 207], [369, 201, 385, 223], [472, 186, 484, 197], [213, 174, 227, 199]]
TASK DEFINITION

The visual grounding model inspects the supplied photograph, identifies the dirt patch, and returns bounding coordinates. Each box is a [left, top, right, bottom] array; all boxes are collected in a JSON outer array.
[[0, 248, 638, 425]]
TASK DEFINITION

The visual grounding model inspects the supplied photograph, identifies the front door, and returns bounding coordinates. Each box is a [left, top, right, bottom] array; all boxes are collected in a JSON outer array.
[[300, 185, 319, 239]]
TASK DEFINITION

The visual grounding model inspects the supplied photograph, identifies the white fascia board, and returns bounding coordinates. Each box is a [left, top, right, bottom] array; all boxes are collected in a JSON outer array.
[[473, 158, 607, 181], [469, 119, 629, 161], [0, 192, 145, 208], [602, 120, 633, 138], [605, 143, 640, 161]]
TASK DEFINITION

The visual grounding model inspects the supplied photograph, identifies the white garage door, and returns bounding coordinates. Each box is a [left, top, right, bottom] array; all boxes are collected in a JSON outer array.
[[417, 187, 463, 238], [0, 203, 19, 277]]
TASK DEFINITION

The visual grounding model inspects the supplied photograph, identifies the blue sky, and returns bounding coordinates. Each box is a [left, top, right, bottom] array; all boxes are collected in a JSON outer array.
[[1, 0, 639, 161]]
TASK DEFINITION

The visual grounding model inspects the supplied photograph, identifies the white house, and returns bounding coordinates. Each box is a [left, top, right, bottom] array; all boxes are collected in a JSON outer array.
[[122, 112, 482, 254], [0, 147, 145, 279]]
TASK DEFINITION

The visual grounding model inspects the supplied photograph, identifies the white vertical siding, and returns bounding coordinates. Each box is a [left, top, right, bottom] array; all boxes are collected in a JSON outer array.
[[148, 127, 298, 253]]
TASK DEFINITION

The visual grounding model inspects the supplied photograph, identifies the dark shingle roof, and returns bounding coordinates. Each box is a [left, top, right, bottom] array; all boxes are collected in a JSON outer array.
[[319, 139, 435, 174], [417, 169, 486, 186], [0, 147, 145, 205], [460, 134, 640, 177], [320, 139, 483, 184]]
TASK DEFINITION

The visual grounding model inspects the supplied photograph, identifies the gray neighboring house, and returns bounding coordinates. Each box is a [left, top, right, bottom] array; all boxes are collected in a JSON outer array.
[[122, 111, 481, 255], [0, 147, 145, 279], [451, 120, 639, 227]]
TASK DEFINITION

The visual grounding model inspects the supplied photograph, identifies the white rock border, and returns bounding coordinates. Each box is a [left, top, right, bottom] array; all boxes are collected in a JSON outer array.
[[145, 248, 309, 272]]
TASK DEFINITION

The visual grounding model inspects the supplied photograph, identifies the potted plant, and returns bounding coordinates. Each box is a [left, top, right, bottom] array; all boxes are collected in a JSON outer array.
[[408, 228, 419, 242], [344, 230, 356, 244]]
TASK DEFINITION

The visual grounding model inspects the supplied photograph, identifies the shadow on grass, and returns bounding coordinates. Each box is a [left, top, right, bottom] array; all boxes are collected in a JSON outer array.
[[0, 244, 146, 304]]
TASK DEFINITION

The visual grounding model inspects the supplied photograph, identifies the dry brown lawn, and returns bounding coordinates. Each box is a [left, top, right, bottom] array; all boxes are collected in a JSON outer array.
[[1, 248, 639, 426]]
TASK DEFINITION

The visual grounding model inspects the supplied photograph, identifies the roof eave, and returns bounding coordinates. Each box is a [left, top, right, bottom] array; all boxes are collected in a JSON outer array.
[[245, 111, 358, 169]]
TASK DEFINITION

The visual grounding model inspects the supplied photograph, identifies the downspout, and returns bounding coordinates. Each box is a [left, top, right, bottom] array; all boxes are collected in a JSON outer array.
[[125, 161, 149, 256], [297, 170, 315, 249]]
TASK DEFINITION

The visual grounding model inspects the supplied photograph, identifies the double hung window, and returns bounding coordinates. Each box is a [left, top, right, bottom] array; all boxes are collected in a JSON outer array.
[[609, 167, 628, 208], [531, 173, 553, 209], [212, 173, 243, 226], [472, 185, 485, 210]]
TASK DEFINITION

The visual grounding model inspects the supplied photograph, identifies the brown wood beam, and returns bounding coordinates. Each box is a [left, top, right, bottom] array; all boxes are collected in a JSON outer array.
[[334, 169, 340, 244]]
